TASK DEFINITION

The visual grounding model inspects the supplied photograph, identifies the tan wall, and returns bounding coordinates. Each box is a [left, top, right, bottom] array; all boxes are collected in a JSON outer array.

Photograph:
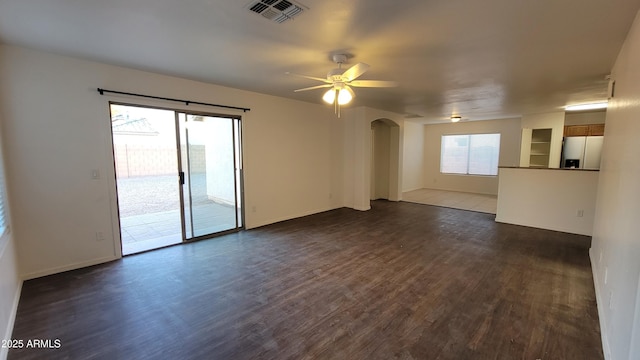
[[590, 10, 640, 360], [0, 44, 344, 280]]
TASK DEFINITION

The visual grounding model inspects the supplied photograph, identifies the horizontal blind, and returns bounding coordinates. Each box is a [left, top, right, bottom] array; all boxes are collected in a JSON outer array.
[[440, 135, 469, 174], [468, 134, 501, 176], [0, 183, 5, 236], [0, 150, 7, 237], [441, 133, 501, 176]]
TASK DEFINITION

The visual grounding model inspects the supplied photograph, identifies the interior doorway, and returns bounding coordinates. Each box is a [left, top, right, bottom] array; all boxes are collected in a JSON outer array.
[[110, 103, 243, 255], [371, 119, 391, 200]]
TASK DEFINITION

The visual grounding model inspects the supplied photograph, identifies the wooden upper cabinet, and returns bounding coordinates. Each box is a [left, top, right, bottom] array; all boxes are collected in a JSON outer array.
[[564, 125, 589, 136], [588, 124, 605, 136], [564, 124, 605, 137]]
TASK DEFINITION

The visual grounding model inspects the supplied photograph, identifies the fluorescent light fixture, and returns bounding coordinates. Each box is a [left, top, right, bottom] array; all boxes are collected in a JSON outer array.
[[451, 116, 461, 123], [565, 102, 608, 111]]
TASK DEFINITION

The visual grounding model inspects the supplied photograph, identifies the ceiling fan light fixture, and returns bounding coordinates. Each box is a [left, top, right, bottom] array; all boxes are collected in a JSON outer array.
[[289, 54, 396, 117], [337, 86, 354, 105], [322, 88, 336, 104], [323, 87, 354, 105]]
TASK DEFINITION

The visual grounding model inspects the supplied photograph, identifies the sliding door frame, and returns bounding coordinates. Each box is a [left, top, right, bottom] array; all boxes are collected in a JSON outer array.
[[108, 101, 245, 253], [177, 109, 245, 242]]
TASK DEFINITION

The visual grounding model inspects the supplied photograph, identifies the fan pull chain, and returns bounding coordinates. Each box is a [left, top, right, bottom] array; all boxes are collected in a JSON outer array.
[[335, 89, 340, 118]]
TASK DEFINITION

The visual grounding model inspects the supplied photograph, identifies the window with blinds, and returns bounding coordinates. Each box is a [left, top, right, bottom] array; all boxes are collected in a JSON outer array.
[[0, 182, 6, 237], [0, 151, 7, 238], [440, 133, 501, 176], [0, 117, 8, 241]]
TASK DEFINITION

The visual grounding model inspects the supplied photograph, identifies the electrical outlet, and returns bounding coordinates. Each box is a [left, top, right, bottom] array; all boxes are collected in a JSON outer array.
[[252, 206, 257, 213], [95, 231, 105, 242], [577, 209, 584, 217], [91, 169, 100, 180]]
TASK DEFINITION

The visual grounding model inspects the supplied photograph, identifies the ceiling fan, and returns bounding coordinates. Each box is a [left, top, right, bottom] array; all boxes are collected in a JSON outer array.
[[287, 54, 398, 117]]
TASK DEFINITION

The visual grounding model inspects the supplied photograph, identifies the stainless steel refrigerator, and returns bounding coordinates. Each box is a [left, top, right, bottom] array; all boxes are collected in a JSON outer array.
[[562, 136, 604, 169]]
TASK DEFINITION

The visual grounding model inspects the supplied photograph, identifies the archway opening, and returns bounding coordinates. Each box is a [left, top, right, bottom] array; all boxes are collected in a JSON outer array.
[[370, 118, 399, 201]]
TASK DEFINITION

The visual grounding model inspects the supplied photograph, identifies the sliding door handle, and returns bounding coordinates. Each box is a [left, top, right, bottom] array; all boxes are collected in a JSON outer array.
[[179, 171, 185, 185]]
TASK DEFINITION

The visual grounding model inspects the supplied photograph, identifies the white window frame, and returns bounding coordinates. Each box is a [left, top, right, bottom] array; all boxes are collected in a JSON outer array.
[[440, 133, 501, 176], [0, 144, 9, 243]]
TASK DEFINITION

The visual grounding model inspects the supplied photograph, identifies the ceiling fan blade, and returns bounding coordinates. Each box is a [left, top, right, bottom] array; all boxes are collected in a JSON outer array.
[[349, 80, 398, 88], [286, 72, 331, 83], [341, 62, 370, 82], [294, 84, 333, 92]]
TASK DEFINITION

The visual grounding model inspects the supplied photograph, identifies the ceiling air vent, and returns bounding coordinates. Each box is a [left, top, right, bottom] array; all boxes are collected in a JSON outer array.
[[247, 0, 306, 23], [273, 0, 293, 11]]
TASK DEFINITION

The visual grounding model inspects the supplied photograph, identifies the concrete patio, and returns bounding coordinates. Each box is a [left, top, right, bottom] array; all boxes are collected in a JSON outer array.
[[116, 174, 240, 255]]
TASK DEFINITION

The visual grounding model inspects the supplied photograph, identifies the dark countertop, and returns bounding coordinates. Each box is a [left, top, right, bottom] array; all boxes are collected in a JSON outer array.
[[499, 166, 599, 172]]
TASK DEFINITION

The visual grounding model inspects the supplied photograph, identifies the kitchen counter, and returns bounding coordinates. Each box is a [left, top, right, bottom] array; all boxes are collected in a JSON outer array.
[[496, 167, 599, 236], [498, 166, 599, 171]]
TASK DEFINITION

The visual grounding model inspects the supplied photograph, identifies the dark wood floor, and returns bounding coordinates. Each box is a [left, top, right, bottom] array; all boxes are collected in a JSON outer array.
[[9, 201, 603, 360]]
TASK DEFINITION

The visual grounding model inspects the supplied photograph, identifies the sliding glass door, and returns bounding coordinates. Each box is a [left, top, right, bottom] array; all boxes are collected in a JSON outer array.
[[178, 113, 243, 240], [111, 104, 243, 254], [111, 104, 183, 255]]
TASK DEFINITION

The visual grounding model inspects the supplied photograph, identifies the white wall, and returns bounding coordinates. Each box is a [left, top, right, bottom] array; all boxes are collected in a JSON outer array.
[[423, 118, 521, 195], [496, 168, 599, 236], [520, 112, 565, 168], [590, 10, 640, 360], [202, 119, 236, 205], [0, 44, 345, 279], [342, 107, 404, 210], [401, 121, 424, 192], [564, 110, 606, 126]]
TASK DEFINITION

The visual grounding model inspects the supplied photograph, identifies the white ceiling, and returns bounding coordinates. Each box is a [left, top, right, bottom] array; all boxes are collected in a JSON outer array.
[[1, 0, 639, 123]]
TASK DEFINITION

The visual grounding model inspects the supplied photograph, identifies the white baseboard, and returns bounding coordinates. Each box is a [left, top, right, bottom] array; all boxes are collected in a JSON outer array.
[[352, 205, 371, 211], [246, 205, 343, 230], [21, 255, 119, 281], [590, 248, 611, 360], [494, 218, 592, 236], [0, 280, 22, 360]]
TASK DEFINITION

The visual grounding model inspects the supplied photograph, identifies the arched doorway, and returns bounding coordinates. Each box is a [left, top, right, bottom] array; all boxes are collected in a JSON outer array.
[[370, 118, 400, 201]]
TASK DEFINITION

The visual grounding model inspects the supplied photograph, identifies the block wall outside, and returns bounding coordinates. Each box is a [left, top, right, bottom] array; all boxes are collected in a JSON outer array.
[[114, 144, 205, 178]]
